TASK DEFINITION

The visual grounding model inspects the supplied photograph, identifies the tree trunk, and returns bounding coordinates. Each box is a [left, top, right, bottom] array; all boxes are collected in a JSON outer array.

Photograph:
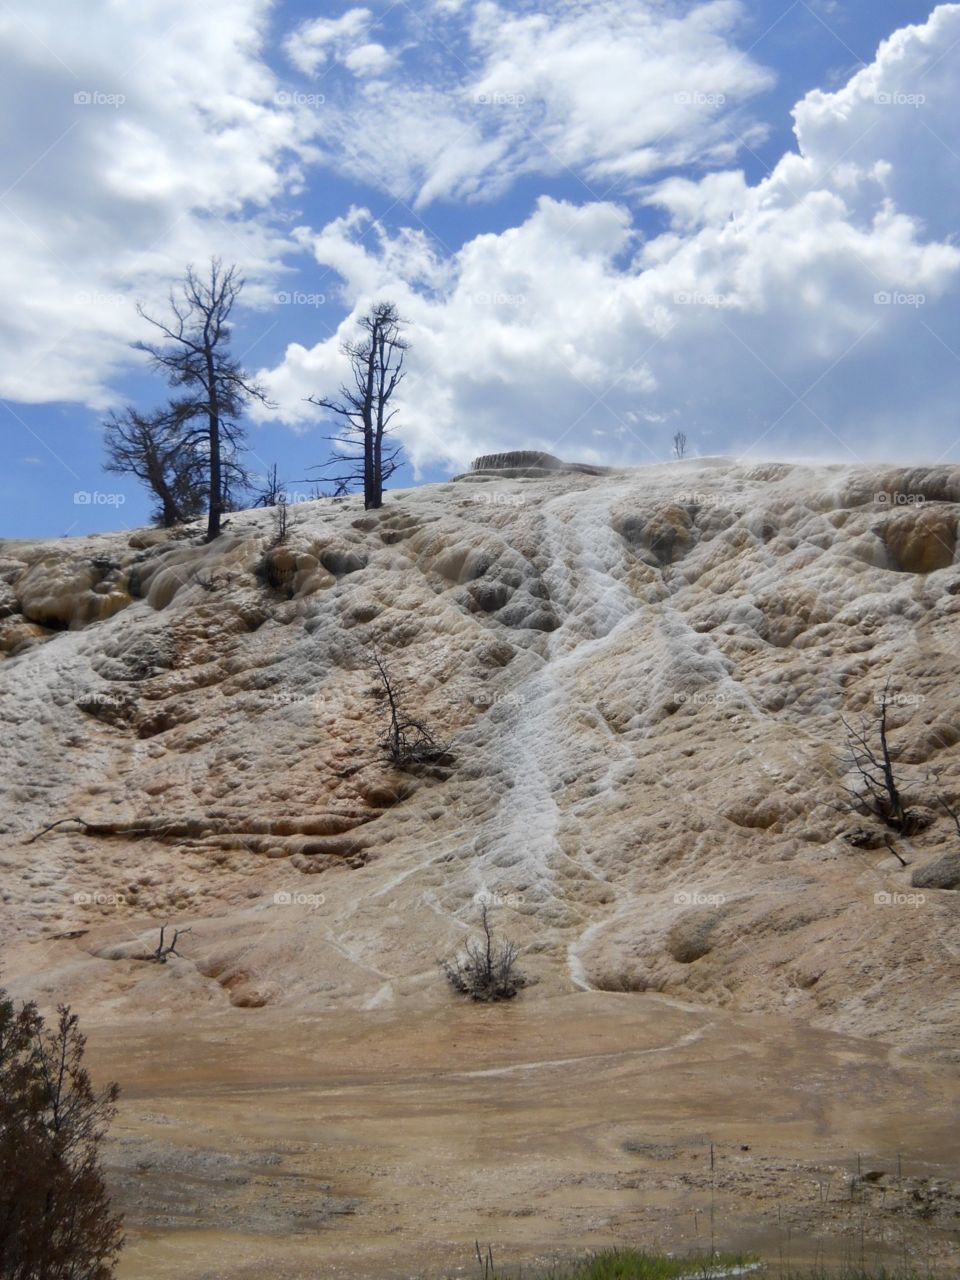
[[364, 421, 376, 509], [146, 454, 179, 528], [362, 338, 378, 509], [205, 350, 222, 540], [378, 332, 389, 512]]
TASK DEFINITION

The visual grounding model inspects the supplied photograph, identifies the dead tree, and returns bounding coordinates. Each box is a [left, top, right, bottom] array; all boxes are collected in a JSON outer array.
[[441, 902, 525, 1001], [103, 401, 206, 527], [253, 463, 285, 508], [366, 649, 449, 769], [136, 259, 273, 541], [153, 924, 190, 964], [673, 430, 687, 460], [307, 302, 408, 510], [841, 682, 917, 835], [269, 493, 290, 546]]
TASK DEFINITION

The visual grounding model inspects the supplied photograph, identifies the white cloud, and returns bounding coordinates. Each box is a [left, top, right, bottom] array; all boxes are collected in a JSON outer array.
[[788, 7, 960, 241], [260, 5, 960, 469], [342, 43, 394, 77], [284, 9, 393, 79], [0, 0, 303, 405], [467, 0, 773, 182], [259, 197, 645, 468], [304, 0, 774, 207], [3, 0, 960, 480]]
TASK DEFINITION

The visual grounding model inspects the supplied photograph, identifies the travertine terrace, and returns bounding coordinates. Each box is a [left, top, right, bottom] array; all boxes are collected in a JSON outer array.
[[1, 456, 959, 1277]]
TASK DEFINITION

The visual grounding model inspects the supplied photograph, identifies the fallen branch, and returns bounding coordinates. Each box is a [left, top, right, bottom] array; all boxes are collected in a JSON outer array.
[[27, 816, 167, 844], [27, 811, 376, 844], [883, 836, 908, 869], [153, 923, 191, 964]]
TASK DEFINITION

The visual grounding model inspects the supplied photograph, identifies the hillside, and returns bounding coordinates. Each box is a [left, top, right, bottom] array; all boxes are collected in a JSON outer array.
[[2, 456, 959, 1050], [1, 455, 959, 1277]]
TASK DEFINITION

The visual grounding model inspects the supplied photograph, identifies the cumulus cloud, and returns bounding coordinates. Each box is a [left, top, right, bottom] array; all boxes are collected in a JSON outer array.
[[4, 0, 960, 479], [259, 5, 960, 469], [0, 0, 303, 405], [284, 9, 393, 79], [788, 7, 960, 241], [303, 0, 774, 207]]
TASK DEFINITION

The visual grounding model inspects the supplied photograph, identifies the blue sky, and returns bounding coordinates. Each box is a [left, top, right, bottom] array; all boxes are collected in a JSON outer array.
[[0, 0, 957, 537]]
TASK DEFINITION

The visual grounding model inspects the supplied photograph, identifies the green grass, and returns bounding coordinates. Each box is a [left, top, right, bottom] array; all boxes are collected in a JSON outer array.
[[552, 1249, 752, 1279], [468, 1247, 755, 1280]]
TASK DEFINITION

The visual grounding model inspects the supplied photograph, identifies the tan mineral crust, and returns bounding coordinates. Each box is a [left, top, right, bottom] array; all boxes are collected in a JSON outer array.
[[1, 457, 958, 1277]]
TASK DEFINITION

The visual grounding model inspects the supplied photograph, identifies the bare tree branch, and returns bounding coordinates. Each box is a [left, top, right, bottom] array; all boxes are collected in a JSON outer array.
[[133, 258, 274, 539], [366, 648, 451, 770], [153, 924, 191, 964], [306, 301, 408, 510], [441, 902, 525, 1001], [840, 681, 919, 835]]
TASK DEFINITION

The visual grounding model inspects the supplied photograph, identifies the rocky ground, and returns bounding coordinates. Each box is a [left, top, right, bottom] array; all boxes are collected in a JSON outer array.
[[1, 456, 959, 1275]]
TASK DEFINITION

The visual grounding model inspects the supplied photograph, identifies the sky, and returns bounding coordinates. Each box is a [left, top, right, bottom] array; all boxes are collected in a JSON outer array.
[[0, 0, 958, 537]]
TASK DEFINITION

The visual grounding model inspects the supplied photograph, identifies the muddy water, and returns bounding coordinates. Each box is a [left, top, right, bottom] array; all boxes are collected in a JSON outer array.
[[82, 992, 960, 1279]]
